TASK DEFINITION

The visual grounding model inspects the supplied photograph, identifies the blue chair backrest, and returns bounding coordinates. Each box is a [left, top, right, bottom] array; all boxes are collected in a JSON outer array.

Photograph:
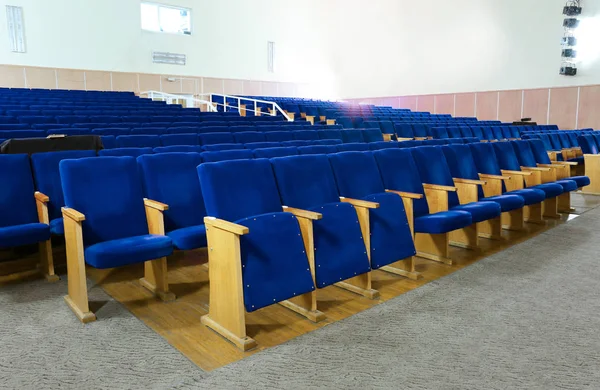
[[265, 131, 294, 142], [137, 153, 206, 232], [234, 132, 266, 144], [447, 128, 462, 138], [411, 146, 460, 208], [469, 142, 503, 175], [293, 130, 319, 140], [511, 140, 538, 167], [578, 135, 599, 154], [160, 134, 199, 146], [431, 127, 449, 139], [548, 133, 562, 150], [460, 127, 474, 138], [201, 149, 254, 162], [271, 155, 340, 210], [245, 142, 281, 150], [395, 124, 414, 138], [328, 151, 386, 197], [470, 126, 485, 140], [0, 154, 38, 227], [491, 127, 505, 140], [492, 141, 521, 171], [202, 143, 244, 152], [341, 130, 365, 143], [412, 124, 428, 137], [199, 132, 234, 145], [372, 149, 429, 218], [197, 158, 283, 222], [501, 127, 513, 139], [336, 143, 369, 152], [60, 157, 148, 246], [481, 127, 494, 141], [117, 135, 160, 148], [153, 145, 203, 153], [318, 130, 343, 140], [98, 147, 153, 157], [509, 127, 521, 139], [362, 129, 384, 142], [528, 139, 552, 164], [31, 150, 97, 221], [252, 147, 299, 158], [298, 145, 337, 155]]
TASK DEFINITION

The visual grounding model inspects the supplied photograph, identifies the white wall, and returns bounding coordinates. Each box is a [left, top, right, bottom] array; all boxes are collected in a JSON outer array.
[[327, 0, 600, 98], [0, 0, 334, 84]]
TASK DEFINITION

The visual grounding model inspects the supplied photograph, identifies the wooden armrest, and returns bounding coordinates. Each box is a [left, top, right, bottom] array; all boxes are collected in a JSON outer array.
[[144, 198, 169, 211], [396, 137, 413, 142], [385, 189, 424, 199], [35, 191, 49, 203], [62, 207, 86, 222], [521, 166, 551, 172], [479, 173, 511, 181], [537, 164, 556, 168], [550, 161, 578, 166], [422, 183, 457, 192], [340, 197, 379, 209], [501, 170, 531, 176], [204, 216, 249, 235], [453, 178, 486, 185], [282, 206, 323, 220]]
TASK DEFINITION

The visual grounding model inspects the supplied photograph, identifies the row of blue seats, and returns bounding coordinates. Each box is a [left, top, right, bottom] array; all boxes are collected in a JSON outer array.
[[96, 137, 483, 158], [0, 124, 342, 138], [0, 114, 288, 125], [577, 134, 600, 155], [523, 131, 592, 163], [431, 126, 520, 141]]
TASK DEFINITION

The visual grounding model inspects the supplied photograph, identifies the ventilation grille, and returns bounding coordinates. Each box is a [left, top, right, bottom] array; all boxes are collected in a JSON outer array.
[[152, 51, 186, 66], [267, 41, 275, 73]]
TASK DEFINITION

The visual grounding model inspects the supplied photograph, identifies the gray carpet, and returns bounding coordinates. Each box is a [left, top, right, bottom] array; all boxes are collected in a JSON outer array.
[[2, 196, 600, 389]]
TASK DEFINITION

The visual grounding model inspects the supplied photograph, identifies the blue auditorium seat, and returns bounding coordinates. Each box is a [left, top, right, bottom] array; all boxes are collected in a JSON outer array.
[[60, 156, 175, 322], [293, 130, 319, 140], [318, 129, 343, 141], [336, 143, 370, 152], [297, 145, 338, 155], [362, 129, 384, 143], [369, 141, 399, 150], [130, 127, 165, 135], [265, 131, 294, 142], [245, 142, 281, 150], [47, 128, 89, 136], [201, 149, 254, 162], [394, 123, 414, 139], [431, 127, 450, 139], [153, 146, 203, 153], [116, 135, 161, 148], [411, 147, 502, 236], [281, 140, 311, 147], [252, 147, 299, 158], [100, 136, 117, 149], [93, 128, 130, 136], [196, 158, 316, 348], [98, 147, 153, 157], [529, 139, 589, 188], [341, 129, 365, 143], [0, 154, 54, 279], [160, 134, 199, 146], [202, 143, 244, 152], [373, 149, 472, 262], [233, 132, 266, 144], [270, 155, 371, 289], [328, 151, 417, 271], [31, 150, 97, 236], [138, 153, 207, 251], [198, 132, 235, 145]]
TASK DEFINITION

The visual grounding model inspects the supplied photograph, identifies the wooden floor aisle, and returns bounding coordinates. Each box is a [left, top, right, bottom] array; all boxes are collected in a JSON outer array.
[[4, 194, 599, 372]]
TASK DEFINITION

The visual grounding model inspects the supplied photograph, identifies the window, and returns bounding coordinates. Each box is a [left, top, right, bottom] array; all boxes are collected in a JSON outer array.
[[141, 2, 191, 35]]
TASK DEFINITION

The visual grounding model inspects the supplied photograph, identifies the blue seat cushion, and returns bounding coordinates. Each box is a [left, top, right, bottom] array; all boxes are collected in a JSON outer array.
[[0, 223, 51, 248], [50, 218, 64, 235], [554, 179, 578, 193], [569, 175, 590, 188], [167, 225, 207, 251], [481, 194, 525, 212], [85, 234, 173, 269], [506, 189, 546, 205], [531, 183, 564, 198], [414, 211, 472, 234], [451, 201, 501, 223]]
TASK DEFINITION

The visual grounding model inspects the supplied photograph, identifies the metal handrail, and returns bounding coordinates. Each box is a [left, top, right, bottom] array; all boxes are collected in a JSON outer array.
[[139, 90, 218, 112], [196, 93, 292, 121]]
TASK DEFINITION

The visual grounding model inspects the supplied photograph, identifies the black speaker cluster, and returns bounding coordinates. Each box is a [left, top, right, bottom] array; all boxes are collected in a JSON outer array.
[[560, 1, 581, 76]]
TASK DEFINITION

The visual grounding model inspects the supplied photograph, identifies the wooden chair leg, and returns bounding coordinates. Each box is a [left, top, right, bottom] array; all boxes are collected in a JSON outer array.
[[140, 257, 175, 302], [478, 217, 503, 240], [201, 222, 257, 352], [380, 257, 422, 280], [450, 224, 480, 250], [39, 240, 59, 282], [524, 204, 544, 224], [63, 213, 96, 323], [415, 232, 452, 265], [557, 192, 573, 213], [501, 209, 525, 231], [542, 197, 560, 219]]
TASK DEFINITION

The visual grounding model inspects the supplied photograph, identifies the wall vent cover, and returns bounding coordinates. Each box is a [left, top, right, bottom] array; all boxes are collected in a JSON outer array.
[[152, 51, 186, 65]]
